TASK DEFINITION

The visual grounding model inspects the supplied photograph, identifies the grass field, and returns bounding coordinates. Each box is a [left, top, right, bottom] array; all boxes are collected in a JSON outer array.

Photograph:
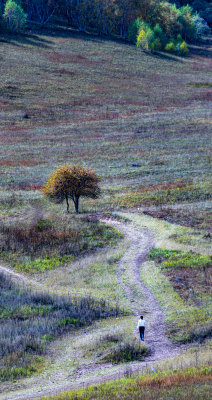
[[0, 270, 123, 382], [147, 248, 212, 343], [0, 26, 212, 400], [0, 208, 122, 273], [39, 365, 212, 400], [122, 212, 212, 343], [0, 29, 211, 226]]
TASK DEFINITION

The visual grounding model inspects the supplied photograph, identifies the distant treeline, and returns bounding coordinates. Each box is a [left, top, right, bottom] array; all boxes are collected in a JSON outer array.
[[2, 0, 137, 37], [169, 1, 212, 27], [0, 1, 211, 55], [0, 0, 211, 34]]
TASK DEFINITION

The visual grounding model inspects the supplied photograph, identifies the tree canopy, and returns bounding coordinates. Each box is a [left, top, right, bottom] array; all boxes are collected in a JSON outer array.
[[42, 165, 101, 213], [0, 0, 211, 36]]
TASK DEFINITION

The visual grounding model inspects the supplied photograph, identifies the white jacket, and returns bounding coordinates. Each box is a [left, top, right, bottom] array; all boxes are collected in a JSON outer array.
[[137, 318, 146, 329]]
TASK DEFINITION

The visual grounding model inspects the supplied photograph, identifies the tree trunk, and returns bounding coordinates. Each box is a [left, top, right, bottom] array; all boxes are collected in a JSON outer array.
[[66, 196, 69, 213], [74, 196, 79, 213]]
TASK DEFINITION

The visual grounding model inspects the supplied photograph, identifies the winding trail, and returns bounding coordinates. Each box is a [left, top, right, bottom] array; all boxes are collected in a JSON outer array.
[[0, 218, 185, 400], [102, 219, 182, 362]]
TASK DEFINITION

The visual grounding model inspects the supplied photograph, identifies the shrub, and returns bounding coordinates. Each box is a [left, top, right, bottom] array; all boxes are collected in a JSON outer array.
[[135, 17, 192, 56], [148, 248, 211, 269], [153, 23, 166, 46], [150, 38, 162, 51], [100, 333, 123, 344], [127, 18, 143, 44], [179, 41, 189, 56], [176, 34, 183, 43], [153, 23, 163, 38], [0, 210, 121, 273], [136, 23, 154, 51], [192, 0, 212, 27], [3, 0, 27, 32], [102, 340, 150, 363], [192, 14, 210, 38], [132, 1, 205, 55], [165, 41, 176, 53], [177, 5, 196, 41]]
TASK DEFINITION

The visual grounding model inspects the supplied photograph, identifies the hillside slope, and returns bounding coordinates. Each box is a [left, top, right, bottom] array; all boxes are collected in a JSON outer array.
[[0, 31, 211, 225], [0, 213, 211, 400]]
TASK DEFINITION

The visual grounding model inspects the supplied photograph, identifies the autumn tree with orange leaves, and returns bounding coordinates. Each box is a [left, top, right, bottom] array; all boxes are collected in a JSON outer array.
[[42, 165, 101, 213]]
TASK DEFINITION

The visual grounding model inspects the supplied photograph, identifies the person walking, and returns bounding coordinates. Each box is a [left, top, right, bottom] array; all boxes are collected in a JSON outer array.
[[137, 315, 146, 341]]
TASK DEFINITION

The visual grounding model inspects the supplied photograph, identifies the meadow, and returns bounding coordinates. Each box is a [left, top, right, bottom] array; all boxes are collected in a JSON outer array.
[[0, 270, 123, 382], [0, 207, 121, 272], [0, 26, 212, 400], [39, 365, 212, 400], [0, 29, 211, 226], [148, 248, 212, 343]]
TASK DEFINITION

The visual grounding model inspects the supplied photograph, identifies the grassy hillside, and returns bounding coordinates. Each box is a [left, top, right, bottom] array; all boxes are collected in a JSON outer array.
[[122, 212, 212, 343], [0, 271, 122, 382], [0, 210, 121, 273], [146, 248, 211, 343], [0, 212, 211, 398], [39, 365, 212, 400], [0, 28, 211, 400], [0, 30, 211, 226]]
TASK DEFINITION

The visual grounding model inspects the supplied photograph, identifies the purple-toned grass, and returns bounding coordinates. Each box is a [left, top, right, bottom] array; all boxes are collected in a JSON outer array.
[[0, 32, 211, 227]]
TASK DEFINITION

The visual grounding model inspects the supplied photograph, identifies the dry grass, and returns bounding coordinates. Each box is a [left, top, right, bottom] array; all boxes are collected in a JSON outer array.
[[148, 248, 212, 343], [0, 271, 123, 382], [0, 31, 211, 226], [0, 207, 121, 273], [0, 29, 211, 397], [39, 366, 212, 400]]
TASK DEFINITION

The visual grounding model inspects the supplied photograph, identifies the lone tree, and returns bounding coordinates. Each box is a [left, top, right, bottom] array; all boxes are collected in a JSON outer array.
[[42, 165, 101, 213]]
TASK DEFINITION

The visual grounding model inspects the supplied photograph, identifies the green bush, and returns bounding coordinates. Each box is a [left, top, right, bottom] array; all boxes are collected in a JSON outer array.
[[177, 5, 196, 41], [136, 22, 154, 51], [150, 38, 162, 51], [135, 18, 191, 57], [176, 34, 183, 43], [127, 18, 143, 44], [148, 248, 211, 269], [188, 0, 212, 27], [165, 41, 176, 53], [179, 41, 189, 56], [153, 23, 166, 46], [102, 341, 150, 363], [131, 2, 206, 56], [3, 0, 27, 32]]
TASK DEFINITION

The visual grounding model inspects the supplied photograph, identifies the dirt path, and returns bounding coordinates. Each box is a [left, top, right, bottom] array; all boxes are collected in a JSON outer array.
[[0, 217, 185, 400], [0, 264, 45, 290], [102, 219, 182, 362], [0, 264, 29, 281]]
